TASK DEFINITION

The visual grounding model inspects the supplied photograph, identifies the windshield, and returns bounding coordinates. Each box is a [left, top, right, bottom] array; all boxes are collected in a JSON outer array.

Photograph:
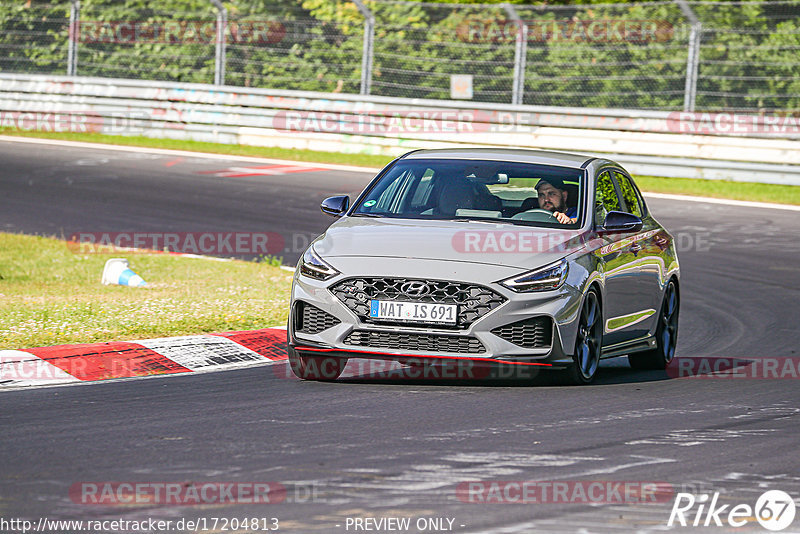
[[352, 159, 584, 228]]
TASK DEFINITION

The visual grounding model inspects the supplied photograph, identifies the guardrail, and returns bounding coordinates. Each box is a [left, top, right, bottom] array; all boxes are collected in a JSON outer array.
[[1, 73, 799, 185]]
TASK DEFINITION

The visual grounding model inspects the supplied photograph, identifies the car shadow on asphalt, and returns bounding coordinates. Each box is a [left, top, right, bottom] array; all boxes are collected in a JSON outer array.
[[332, 357, 671, 387]]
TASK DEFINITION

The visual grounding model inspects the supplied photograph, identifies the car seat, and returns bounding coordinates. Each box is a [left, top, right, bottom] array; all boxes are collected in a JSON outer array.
[[436, 180, 476, 216]]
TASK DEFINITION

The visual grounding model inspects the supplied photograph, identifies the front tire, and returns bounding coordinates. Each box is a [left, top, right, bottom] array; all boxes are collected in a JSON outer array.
[[564, 289, 603, 385], [628, 280, 679, 370]]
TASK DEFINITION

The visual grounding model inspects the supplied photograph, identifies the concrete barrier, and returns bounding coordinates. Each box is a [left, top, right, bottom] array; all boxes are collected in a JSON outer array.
[[2, 73, 799, 185]]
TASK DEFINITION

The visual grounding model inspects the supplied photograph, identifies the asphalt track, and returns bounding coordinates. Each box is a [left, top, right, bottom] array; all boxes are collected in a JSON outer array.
[[0, 139, 372, 264], [2, 139, 800, 533]]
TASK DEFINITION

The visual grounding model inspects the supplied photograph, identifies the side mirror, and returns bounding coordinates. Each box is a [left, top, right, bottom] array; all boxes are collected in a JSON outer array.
[[320, 195, 350, 217], [598, 211, 642, 234]]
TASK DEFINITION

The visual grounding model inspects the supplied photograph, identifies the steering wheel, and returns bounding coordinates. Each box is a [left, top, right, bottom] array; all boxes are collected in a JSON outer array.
[[511, 208, 559, 222]]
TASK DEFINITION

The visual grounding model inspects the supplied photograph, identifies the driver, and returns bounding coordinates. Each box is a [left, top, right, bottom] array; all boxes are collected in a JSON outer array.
[[535, 177, 577, 224]]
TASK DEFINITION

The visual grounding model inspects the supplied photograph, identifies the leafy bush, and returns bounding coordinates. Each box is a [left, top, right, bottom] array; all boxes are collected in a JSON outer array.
[[1, 0, 798, 111]]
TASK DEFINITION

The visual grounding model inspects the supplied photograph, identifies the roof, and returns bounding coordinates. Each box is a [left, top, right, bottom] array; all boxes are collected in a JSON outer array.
[[401, 148, 594, 169]]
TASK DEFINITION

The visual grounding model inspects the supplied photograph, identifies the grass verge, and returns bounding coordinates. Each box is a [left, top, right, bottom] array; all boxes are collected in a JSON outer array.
[[635, 175, 800, 206], [2, 128, 798, 205], [0, 232, 293, 350]]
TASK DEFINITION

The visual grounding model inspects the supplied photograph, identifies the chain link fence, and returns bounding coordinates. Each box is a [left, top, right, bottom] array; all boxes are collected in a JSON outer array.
[[1, 0, 799, 112], [0, 2, 70, 76], [371, 2, 516, 103], [76, 5, 217, 83], [692, 1, 800, 111]]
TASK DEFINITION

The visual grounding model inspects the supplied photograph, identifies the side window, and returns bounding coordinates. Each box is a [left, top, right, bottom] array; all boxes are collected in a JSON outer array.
[[614, 171, 644, 218], [595, 171, 621, 226]]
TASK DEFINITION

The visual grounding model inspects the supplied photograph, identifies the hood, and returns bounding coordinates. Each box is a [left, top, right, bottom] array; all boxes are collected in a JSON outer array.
[[313, 217, 590, 270]]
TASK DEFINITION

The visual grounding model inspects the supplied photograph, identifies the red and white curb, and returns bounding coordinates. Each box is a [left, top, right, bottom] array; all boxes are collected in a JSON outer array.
[[0, 327, 288, 391]]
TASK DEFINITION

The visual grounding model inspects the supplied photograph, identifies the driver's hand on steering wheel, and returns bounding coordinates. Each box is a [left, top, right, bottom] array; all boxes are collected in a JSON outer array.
[[553, 211, 576, 224]]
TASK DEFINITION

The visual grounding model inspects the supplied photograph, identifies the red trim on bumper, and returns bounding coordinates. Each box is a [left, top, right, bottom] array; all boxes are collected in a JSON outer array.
[[294, 345, 552, 367]]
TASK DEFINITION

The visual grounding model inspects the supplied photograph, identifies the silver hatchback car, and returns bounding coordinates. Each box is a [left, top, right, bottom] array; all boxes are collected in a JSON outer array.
[[287, 148, 680, 384]]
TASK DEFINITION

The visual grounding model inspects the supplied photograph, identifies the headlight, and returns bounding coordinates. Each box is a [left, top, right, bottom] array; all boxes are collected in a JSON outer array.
[[299, 247, 340, 280], [499, 259, 568, 292]]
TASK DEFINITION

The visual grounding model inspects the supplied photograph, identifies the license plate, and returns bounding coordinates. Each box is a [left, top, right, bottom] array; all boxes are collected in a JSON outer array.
[[369, 300, 457, 325]]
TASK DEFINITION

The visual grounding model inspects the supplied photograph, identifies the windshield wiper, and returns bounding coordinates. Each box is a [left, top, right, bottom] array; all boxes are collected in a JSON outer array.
[[351, 212, 385, 218], [448, 218, 504, 224]]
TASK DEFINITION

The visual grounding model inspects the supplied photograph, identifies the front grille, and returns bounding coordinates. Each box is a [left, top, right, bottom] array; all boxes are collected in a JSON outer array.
[[330, 277, 506, 329], [295, 301, 340, 335], [344, 330, 486, 354], [491, 317, 552, 349]]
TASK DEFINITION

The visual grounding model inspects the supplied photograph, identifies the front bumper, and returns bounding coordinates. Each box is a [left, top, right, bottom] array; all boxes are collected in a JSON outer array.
[[288, 257, 584, 369]]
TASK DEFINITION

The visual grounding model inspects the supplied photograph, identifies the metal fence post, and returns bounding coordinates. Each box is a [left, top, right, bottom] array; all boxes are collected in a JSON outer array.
[[675, 0, 700, 112], [210, 0, 227, 86], [67, 0, 80, 76], [353, 0, 374, 95], [503, 4, 527, 106], [685, 23, 702, 112]]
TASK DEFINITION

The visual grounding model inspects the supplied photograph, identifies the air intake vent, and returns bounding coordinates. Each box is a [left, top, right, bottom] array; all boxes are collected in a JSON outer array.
[[295, 302, 340, 335], [491, 317, 552, 348], [344, 330, 486, 354]]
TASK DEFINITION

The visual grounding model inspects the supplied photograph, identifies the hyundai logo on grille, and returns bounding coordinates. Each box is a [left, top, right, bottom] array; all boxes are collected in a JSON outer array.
[[400, 281, 431, 297]]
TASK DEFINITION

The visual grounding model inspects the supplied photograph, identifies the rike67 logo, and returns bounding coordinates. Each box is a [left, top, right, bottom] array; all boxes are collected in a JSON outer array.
[[668, 490, 796, 531]]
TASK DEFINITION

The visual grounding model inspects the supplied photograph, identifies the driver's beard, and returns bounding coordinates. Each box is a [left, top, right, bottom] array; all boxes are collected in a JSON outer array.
[[541, 198, 565, 213]]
